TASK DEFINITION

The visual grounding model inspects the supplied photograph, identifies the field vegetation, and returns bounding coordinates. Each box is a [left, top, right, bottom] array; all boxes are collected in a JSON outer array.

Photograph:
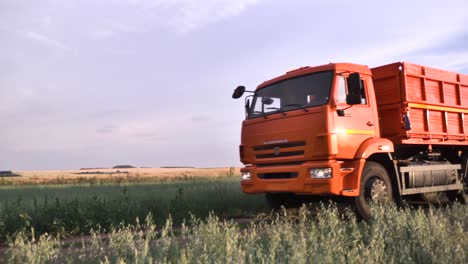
[[0, 167, 239, 185], [0, 177, 267, 241], [0, 168, 466, 263], [4, 204, 467, 263]]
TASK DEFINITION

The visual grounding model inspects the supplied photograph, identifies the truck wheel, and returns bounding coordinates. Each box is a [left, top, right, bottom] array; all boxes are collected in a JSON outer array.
[[354, 162, 393, 220], [265, 193, 299, 209], [446, 190, 466, 204]]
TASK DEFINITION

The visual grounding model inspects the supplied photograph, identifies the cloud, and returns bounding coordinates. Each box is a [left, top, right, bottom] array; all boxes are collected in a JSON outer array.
[[132, 132, 169, 142], [91, 29, 116, 40], [84, 0, 261, 41], [415, 51, 468, 72], [1, 0, 467, 170], [25, 31, 72, 51], [169, 0, 262, 33], [0, 87, 35, 114], [96, 126, 116, 134], [127, 0, 262, 33], [191, 115, 211, 122]]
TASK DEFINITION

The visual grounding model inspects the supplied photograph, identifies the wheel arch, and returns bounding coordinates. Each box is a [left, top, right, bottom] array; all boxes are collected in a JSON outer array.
[[354, 138, 394, 159], [352, 138, 401, 200], [366, 153, 402, 202]]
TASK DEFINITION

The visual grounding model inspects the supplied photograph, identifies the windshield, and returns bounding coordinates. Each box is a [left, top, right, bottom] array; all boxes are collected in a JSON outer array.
[[248, 71, 333, 119]]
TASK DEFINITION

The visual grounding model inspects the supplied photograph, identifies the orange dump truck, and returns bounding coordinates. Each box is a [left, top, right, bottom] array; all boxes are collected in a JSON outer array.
[[232, 62, 467, 218]]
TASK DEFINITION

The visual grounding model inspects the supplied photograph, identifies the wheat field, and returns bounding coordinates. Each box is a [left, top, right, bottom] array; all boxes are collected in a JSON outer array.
[[1, 167, 240, 185]]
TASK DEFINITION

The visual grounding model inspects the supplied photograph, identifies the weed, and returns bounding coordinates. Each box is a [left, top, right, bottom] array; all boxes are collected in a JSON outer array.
[[3, 203, 467, 263], [0, 178, 267, 241]]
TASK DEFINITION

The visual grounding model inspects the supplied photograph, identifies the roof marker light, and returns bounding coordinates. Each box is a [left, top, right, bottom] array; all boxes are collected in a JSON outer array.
[[286, 66, 310, 74]]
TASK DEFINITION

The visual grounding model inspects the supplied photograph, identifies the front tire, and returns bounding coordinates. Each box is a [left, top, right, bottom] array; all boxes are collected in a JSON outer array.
[[354, 162, 393, 220]]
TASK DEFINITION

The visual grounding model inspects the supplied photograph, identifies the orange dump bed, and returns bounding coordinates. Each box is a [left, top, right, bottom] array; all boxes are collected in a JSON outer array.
[[372, 62, 468, 146]]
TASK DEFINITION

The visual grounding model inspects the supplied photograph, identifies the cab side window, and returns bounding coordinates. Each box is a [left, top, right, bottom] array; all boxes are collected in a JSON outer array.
[[336, 75, 367, 105], [337, 76, 347, 103], [359, 79, 367, 104]]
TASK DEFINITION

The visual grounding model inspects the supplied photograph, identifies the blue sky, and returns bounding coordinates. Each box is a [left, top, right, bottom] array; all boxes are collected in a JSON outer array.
[[1, 0, 468, 170]]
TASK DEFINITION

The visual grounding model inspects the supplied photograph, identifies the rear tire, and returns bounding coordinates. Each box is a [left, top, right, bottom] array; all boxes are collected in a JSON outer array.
[[446, 190, 467, 204], [354, 162, 393, 220]]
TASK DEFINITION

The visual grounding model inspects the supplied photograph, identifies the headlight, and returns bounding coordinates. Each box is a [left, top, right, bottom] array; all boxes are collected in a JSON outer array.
[[310, 168, 332, 178], [241, 171, 251, 181]]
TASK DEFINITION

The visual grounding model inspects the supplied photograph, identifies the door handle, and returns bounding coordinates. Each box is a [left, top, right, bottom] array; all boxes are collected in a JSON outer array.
[[367, 121, 374, 126]]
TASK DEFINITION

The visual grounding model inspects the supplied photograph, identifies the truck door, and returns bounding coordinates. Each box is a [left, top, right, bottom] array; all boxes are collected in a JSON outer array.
[[333, 74, 379, 159]]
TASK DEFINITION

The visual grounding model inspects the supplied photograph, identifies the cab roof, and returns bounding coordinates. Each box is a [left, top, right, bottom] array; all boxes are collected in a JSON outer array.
[[257, 62, 372, 90]]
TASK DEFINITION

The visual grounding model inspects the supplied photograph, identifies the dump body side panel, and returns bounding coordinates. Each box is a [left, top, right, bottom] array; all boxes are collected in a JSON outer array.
[[372, 62, 468, 146]]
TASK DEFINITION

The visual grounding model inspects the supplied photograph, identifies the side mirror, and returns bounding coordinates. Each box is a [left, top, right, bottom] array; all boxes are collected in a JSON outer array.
[[346, 73, 362, 105], [232, 86, 246, 99]]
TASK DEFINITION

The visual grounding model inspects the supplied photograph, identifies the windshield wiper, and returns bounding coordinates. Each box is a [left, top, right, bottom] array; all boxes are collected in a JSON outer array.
[[282, 104, 309, 112]]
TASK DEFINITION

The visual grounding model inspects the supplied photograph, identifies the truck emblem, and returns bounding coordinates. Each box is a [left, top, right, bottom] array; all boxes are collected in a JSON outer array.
[[264, 139, 288, 145], [273, 147, 280, 156]]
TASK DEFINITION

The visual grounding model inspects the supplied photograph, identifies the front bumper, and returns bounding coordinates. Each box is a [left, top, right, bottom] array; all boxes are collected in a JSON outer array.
[[240, 160, 359, 196]]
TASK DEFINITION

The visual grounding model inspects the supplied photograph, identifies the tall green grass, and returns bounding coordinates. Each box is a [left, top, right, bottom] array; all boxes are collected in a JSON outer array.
[[0, 178, 268, 241], [5, 203, 467, 263]]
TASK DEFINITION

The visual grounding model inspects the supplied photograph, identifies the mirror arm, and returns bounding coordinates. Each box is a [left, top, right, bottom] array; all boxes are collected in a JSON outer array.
[[336, 105, 354, 117], [244, 95, 253, 107], [244, 95, 253, 117]]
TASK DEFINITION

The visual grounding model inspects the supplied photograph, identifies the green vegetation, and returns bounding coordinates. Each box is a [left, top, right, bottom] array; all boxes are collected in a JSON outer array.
[[4, 204, 467, 263], [1, 177, 466, 263], [0, 178, 268, 241]]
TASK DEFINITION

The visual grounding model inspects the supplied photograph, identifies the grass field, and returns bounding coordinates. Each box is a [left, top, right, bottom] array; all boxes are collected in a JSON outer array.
[[4, 204, 467, 263], [1, 169, 467, 263], [0, 177, 268, 241]]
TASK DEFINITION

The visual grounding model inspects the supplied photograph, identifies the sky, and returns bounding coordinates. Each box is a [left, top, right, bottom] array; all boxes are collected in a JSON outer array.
[[1, 0, 468, 170]]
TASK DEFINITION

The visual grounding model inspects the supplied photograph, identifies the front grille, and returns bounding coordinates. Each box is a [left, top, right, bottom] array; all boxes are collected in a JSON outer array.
[[253, 141, 306, 160], [254, 141, 305, 151], [257, 161, 303, 167], [256, 151, 304, 159], [258, 172, 298, 179]]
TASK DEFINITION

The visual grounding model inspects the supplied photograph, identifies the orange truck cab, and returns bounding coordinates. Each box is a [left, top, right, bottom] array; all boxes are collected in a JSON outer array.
[[232, 62, 467, 219]]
